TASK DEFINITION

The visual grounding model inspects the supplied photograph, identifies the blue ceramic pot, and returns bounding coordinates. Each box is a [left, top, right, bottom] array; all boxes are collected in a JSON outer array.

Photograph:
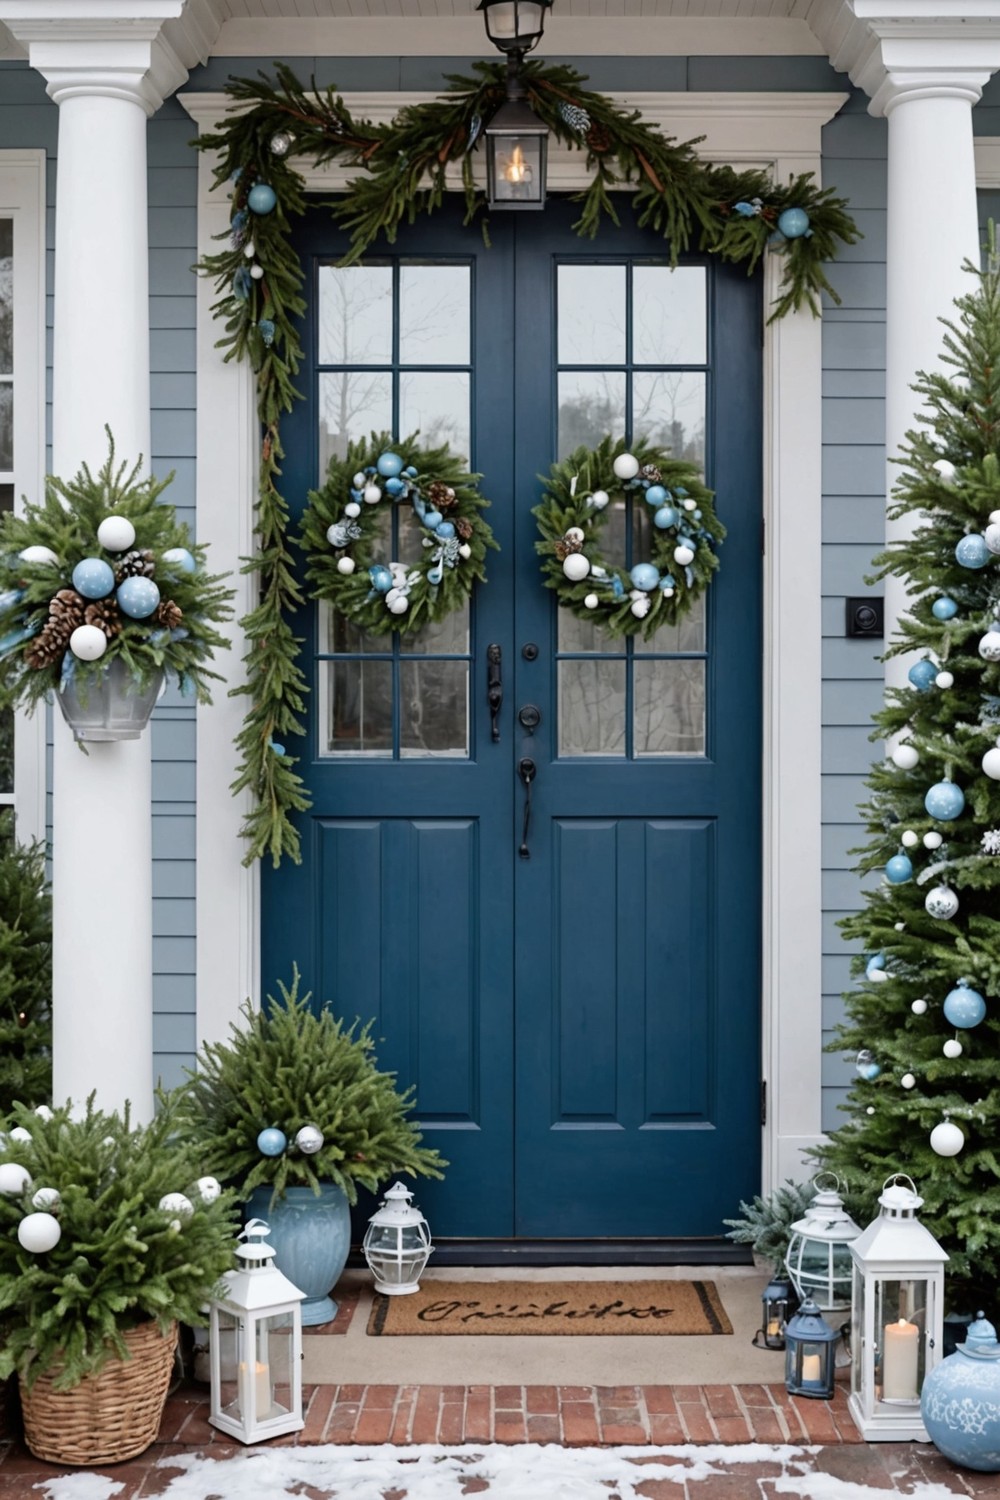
[[246, 1183, 351, 1326], [922, 1313, 1000, 1471]]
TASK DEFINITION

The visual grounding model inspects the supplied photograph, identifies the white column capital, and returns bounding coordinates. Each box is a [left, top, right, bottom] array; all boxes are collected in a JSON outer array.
[[0, 1, 190, 113]]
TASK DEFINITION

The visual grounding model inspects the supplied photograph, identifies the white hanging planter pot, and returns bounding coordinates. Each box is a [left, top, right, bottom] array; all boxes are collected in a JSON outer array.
[[56, 657, 164, 742]]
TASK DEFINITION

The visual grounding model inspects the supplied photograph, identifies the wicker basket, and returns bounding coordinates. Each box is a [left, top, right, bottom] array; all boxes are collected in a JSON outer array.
[[19, 1319, 178, 1466]]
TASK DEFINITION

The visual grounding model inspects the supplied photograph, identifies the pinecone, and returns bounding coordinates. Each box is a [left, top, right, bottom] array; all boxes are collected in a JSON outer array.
[[555, 534, 584, 561], [426, 480, 457, 512], [558, 101, 591, 136], [84, 598, 122, 639], [640, 464, 662, 484], [115, 549, 156, 584], [24, 588, 85, 670], [156, 599, 183, 630], [454, 517, 473, 542], [586, 121, 612, 154]]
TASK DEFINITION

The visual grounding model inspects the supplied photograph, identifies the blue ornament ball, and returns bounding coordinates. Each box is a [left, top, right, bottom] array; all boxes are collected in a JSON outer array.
[[247, 183, 277, 214], [162, 547, 197, 575], [376, 451, 404, 478], [422, 510, 443, 531], [629, 563, 660, 592], [369, 565, 393, 594], [956, 533, 990, 569], [907, 659, 938, 692], [385, 477, 406, 497], [654, 507, 678, 530], [777, 207, 810, 239], [645, 485, 667, 507], [933, 596, 959, 621], [856, 1049, 881, 1081], [257, 1127, 287, 1156], [72, 558, 115, 600], [925, 780, 966, 820], [885, 854, 913, 884], [943, 982, 987, 1030], [116, 576, 161, 619], [435, 521, 456, 539], [404, 466, 418, 478]]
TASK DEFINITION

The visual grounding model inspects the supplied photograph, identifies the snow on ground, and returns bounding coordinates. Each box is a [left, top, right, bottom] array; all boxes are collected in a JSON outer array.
[[29, 1443, 971, 1500]]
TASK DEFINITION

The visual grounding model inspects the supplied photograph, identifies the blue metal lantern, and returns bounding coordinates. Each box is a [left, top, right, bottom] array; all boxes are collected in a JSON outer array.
[[785, 1297, 838, 1398], [755, 1275, 797, 1351]]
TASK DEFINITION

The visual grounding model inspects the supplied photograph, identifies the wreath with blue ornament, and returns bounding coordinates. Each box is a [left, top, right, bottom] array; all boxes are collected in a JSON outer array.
[[533, 435, 723, 638], [300, 433, 497, 636]]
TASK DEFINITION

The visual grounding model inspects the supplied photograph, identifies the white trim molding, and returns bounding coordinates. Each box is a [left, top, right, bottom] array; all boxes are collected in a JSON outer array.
[[181, 86, 848, 1190], [975, 137, 1000, 189]]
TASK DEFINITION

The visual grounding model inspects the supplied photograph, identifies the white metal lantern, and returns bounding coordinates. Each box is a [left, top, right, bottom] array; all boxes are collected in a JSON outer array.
[[363, 1181, 433, 1295], [785, 1173, 862, 1312], [208, 1219, 305, 1444], [849, 1174, 948, 1441]]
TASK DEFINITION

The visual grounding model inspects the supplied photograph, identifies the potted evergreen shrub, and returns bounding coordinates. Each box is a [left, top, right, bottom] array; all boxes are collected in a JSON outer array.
[[0, 1095, 239, 1466], [0, 811, 51, 1113], [176, 967, 445, 1325]]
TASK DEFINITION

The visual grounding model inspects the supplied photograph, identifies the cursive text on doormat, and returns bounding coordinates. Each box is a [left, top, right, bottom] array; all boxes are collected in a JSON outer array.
[[366, 1280, 732, 1336]]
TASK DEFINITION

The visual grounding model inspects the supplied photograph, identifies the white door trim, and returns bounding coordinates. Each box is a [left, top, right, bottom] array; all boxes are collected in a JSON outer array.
[[181, 87, 848, 1189]]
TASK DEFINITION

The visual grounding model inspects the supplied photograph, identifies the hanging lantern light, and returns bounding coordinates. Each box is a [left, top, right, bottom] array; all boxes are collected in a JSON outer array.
[[848, 1175, 948, 1441], [784, 1297, 839, 1399], [755, 1274, 797, 1351], [362, 1181, 433, 1295], [478, 0, 551, 209], [208, 1220, 305, 1444], [785, 1173, 862, 1313]]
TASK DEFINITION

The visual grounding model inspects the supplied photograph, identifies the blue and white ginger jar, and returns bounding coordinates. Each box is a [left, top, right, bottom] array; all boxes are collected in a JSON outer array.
[[922, 1312, 1000, 1471]]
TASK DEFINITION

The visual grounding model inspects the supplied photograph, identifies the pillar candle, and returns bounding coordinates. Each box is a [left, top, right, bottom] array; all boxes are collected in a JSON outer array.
[[238, 1359, 271, 1416], [882, 1318, 919, 1400], [801, 1353, 822, 1383]]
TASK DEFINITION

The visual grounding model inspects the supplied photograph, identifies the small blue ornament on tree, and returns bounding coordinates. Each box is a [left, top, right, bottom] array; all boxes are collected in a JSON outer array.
[[943, 980, 987, 1030], [72, 558, 115, 600], [925, 780, 966, 820], [369, 565, 393, 593], [247, 183, 277, 214], [257, 1127, 287, 1156], [116, 576, 160, 619], [777, 207, 810, 239], [162, 547, 197, 575], [654, 507, 677, 529], [885, 853, 913, 883], [856, 1048, 881, 1081], [376, 451, 404, 478], [956, 533, 990, 569], [932, 596, 959, 621], [907, 659, 938, 692]]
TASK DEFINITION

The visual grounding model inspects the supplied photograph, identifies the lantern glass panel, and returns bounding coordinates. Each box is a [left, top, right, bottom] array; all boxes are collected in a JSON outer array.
[[788, 1339, 832, 1394], [214, 1308, 241, 1419], [851, 1263, 865, 1402], [366, 1222, 431, 1288], [488, 133, 545, 206], [874, 1280, 927, 1406]]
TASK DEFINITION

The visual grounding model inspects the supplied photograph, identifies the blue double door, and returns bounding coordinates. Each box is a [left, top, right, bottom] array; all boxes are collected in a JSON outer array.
[[264, 200, 762, 1242]]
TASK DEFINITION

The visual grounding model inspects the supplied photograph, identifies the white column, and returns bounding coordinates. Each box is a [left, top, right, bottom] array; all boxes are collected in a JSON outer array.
[[0, 6, 189, 1119]]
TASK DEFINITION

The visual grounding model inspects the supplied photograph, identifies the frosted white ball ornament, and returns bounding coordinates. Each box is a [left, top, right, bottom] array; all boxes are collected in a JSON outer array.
[[387, 593, 409, 616], [933, 459, 958, 484], [930, 1119, 964, 1157], [69, 624, 107, 661], [589, 489, 609, 510], [983, 744, 1000, 781], [195, 1176, 221, 1204], [935, 671, 954, 690], [352, 472, 367, 489], [17, 1212, 61, 1254], [925, 886, 959, 920], [363, 484, 382, 505], [673, 544, 695, 567], [911, 999, 928, 1015], [337, 557, 356, 576], [980, 627, 1000, 661], [564, 527, 585, 545], [612, 452, 640, 481], [158, 1192, 194, 1221], [18, 545, 59, 566], [96, 515, 136, 553], [31, 1187, 60, 1211], [630, 595, 651, 619], [923, 831, 943, 850], [901, 830, 919, 849], [33, 1106, 53, 1122], [458, 544, 472, 560], [986, 522, 1000, 555], [9, 1127, 32, 1144], [0, 1163, 31, 1195], [584, 593, 599, 610], [295, 1124, 325, 1154], [891, 744, 919, 771], [562, 553, 591, 582], [901, 1074, 916, 1090], [943, 1038, 964, 1059], [344, 503, 361, 519]]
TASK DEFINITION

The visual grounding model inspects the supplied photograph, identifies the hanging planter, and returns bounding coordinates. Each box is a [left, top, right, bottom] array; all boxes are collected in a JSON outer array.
[[55, 657, 164, 743]]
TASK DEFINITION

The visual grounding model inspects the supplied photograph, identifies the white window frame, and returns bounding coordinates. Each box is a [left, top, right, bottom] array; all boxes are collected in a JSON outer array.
[[0, 150, 46, 844]]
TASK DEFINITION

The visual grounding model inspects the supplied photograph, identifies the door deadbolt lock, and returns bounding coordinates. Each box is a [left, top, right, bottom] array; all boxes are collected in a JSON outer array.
[[518, 704, 541, 733], [521, 643, 539, 661]]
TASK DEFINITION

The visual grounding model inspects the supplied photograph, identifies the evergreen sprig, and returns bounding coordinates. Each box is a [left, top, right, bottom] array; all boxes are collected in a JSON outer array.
[[814, 243, 1000, 1306], [176, 967, 445, 1208], [723, 1180, 826, 1273], [0, 434, 233, 711], [0, 1096, 239, 1389], [0, 812, 51, 1114]]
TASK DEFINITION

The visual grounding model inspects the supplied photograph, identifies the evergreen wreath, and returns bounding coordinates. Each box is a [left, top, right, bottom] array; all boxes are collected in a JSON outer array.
[[300, 433, 497, 636], [534, 435, 723, 638], [195, 61, 860, 865]]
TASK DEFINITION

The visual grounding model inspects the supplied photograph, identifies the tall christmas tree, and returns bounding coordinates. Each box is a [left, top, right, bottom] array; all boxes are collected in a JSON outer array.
[[817, 243, 1000, 1308]]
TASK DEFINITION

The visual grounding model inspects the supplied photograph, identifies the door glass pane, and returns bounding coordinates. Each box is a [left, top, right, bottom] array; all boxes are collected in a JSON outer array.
[[558, 371, 626, 458], [0, 219, 11, 377], [400, 661, 468, 756], [400, 264, 470, 364], [633, 265, 706, 366], [632, 372, 705, 470], [557, 265, 626, 364], [558, 659, 626, 756], [557, 610, 620, 654], [400, 604, 469, 655], [635, 595, 706, 654], [0, 386, 11, 471], [399, 372, 470, 462], [634, 659, 705, 756], [318, 262, 392, 365], [318, 371, 392, 470], [321, 601, 389, 656], [320, 659, 393, 754]]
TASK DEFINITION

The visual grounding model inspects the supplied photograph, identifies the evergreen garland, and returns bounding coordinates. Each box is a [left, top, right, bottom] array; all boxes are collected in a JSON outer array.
[[0, 1096, 239, 1390], [814, 244, 1000, 1306], [0, 812, 51, 1115], [176, 967, 445, 1208], [534, 435, 722, 638], [301, 433, 497, 636], [196, 61, 860, 867]]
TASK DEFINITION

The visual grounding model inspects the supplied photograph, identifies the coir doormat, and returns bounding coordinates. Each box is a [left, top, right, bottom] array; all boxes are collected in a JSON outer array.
[[366, 1280, 733, 1336]]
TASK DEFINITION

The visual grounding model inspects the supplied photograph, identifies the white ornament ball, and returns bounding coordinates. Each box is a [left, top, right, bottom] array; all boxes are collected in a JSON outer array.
[[661, 586, 674, 598], [983, 746, 1000, 781], [243, 240, 256, 259], [562, 552, 591, 582], [387, 593, 409, 616], [891, 743, 919, 770], [930, 1119, 964, 1156], [33, 1106, 53, 1122], [866, 1106, 876, 1116], [986, 523, 1000, 555], [564, 527, 585, 544], [31, 1187, 60, 1211], [612, 452, 639, 481], [352, 472, 367, 489], [935, 671, 954, 690], [943, 1037, 964, 1059], [295, 1124, 325, 1155], [337, 557, 356, 576], [250, 264, 264, 280], [195, 1176, 221, 1204], [901, 830, 919, 848], [933, 459, 958, 484], [630, 596, 651, 619], [683, 498, 697, 512], [69, 623, 107, 661], [584, 593, 599, 610], [894, 922, 906, 932], [923, 831, 943, 850], [363, 484, 382, 505], [96, 515, 136, 553], [991, 510, 1000, 525], [18, 545, 59, 566], [158, 1192, 194, 1221], [590, 489, 609, 510], [980, 631, 1000, 662], [911, 998, 928, 1015], [925, 885, 959, 920], [458, 544, 472, 560], [9, 1126, 31, 1144], [344, 503, 361, 519], [17, 1212, 62, 1254], [901, 1073, 916, 1090], [673, 544, 695, 566], [0, 1163, 31, 1195]]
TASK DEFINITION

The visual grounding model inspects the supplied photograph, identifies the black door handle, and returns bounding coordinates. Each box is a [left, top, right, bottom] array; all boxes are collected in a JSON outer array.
[[518, 757, 536, 860], [487, 644, 502, 742]]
